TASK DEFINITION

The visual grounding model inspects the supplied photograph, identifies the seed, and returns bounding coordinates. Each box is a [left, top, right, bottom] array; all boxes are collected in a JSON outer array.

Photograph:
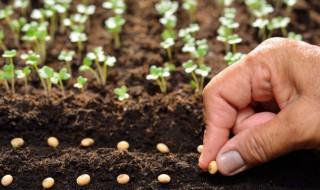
[[1, 174, 13, 187], [197, 145, 203, 153], [208, 161, 218, 175], [76, 174, 91, 186], [81, 138, 95, 147], [156, 143, 170, 153], [42, 177, 55, 189], [11, 137, 24, 149], [116, 174, 130, 185], [158, 174, 171, 184], [117, 141, 129, 151], [47, 137, 59, 149]]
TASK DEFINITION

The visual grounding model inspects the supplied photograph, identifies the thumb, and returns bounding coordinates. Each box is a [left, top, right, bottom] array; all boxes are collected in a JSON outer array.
[[216, 99, 315, 176]]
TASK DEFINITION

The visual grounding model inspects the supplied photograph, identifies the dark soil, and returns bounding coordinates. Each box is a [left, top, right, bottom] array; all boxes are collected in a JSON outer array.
[[1, 0, 320, 189]]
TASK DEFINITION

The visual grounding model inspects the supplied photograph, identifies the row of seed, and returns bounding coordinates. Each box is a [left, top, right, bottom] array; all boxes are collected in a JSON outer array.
[[10, 137, 204, 153], [3, 138, 217, 188], [1, 173, 173, 188]]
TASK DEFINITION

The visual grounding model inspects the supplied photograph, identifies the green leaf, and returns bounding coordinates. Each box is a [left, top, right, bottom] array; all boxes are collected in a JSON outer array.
[[114, 85, 129, 101], [59, 67, 71, 80], [2, 49, 17, 58]]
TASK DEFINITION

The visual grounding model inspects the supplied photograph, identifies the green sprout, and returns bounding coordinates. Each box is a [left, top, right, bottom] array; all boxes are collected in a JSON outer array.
[[183, 39, 209, 65], [0, 6, 13, 24], [183, 0, 198, 21], [245, 0, 274, 18], [31, 7, 58, 40], [54, 1, 72, 33], [146, 65, 170, 93], [58, 50, 75, 73], [22, 21, 50, 63], [51, 67, 71, 97], [216, 0, 234, 8], [21, 51, 47, 91], [160, 38, 175, 62], [15, 66, 31, 93], [155, 0, 179, 16], [76, 4, 96, 16], [73, 76, 88, 92], [0, 30, 6, 51], [9, 17, 27, 45], [105, 15, 126, 49], [179, 23, 200, 42], [0, 70, 10, 93], [64, 13, 88, 33], [14, 0, 30, 15], [252, 18, 269, 40], [288, 32, 302, 41], [80, 47, 116, 85], [160, 14, 177, 40], [38, 66, 55, 95], [69, 31, 87, 53], [183, 60, 211, 93], [284, 0, 297, 13], [2, 50, 17, 94], [224, 52, 245, 65], [267, 16, 290, 37], [103, 0, 127, 15], [114, 85, 130, 101]]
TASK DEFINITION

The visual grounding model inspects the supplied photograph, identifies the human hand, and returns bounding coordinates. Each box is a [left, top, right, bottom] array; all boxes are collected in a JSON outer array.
[[199, 38, 320, 176]]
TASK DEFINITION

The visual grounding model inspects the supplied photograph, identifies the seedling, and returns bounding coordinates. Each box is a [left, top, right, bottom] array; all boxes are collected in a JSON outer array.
[[117, 140, 129, 151], [76, 4, 96, 16], [160, 14, 177, 40], [58, 50, 75, 73], [42, 177, 55, 189], [74, 76, 88, 92], [15, 66, 31, 93], [183, 59, 211, 93], [2, 50, 17, 94], [105, 15, 126, 48], [69, 31, 87, 53], [216, 0, 234, 8], [103, 0, 127, 15], [51, 67, 71, 97], [21, 51, 47, 91], [114, 85, 130, 101], [156, 143, 170, 153], [0, 6, 13, 25], [267, 16, 290, 37], [14, 0, 30, 15], [160, 37, 175, 62], [146, 65, 171, 93], [76, 174, 91, 186], [54, 1, 71, 33], [1, 174, 13, 187], [9, 17, 27, 45], [183, 39, 209, 65], [288, 32, 302, 41], [80, 47, 116, 85], [117, 174, 130, 185], [155, 0, 179, 16], [158, 174, 171, 184], [22, 21, 50, 63], [38, 66, 54, 95], [224, 52, 245, 65], [245, 0, 274, 18], [64, 13, 88, 33], [183, 0, 198, 21], [179, 23, 200, 43], [252, 18, 269, 40], [0, 29, 6, 51]]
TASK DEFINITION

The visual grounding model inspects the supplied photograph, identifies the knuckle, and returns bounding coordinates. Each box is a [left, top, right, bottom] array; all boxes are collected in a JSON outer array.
[[242, 131, 271, 164]]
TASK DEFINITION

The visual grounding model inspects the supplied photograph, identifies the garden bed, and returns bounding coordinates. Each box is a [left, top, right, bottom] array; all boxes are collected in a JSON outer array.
[[1, 0, 320, 189]]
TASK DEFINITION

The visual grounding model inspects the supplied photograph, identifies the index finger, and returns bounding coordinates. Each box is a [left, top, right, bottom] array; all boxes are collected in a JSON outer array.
[[199, 60, 254, 170]]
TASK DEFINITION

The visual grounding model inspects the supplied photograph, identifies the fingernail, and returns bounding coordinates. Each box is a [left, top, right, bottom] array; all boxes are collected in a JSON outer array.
[[217, 151, 246, 175]]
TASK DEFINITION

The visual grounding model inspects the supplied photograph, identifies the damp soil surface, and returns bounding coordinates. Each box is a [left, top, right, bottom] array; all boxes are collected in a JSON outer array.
[[1, 0, 320, 189]]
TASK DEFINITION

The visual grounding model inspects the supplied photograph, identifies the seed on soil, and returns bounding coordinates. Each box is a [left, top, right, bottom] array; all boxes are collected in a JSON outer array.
[[197, 145, 203, 153], [158, 174, 171, 184], [1, 174, 13, 187], [81, 138, 95, 147], [47, 137, 59, 149], [117, 174, 130, 185], [156, 143, 170, 153], [42, 177, 55, 189], [11, 137, 24, 149], [117, 140, 129, 151], [208, 161, 218, 175], [76, 174, 91, 186]]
